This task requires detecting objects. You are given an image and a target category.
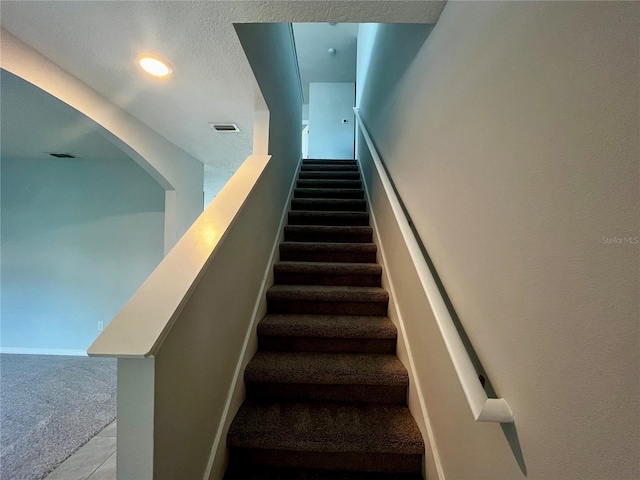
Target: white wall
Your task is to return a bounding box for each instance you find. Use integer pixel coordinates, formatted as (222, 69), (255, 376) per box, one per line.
(0, 29), (204, 248)
(357, 3), (639, 480)
(309, 82), (355, 159)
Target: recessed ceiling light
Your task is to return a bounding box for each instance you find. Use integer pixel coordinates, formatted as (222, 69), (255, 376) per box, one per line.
(137, 54), (172, 77)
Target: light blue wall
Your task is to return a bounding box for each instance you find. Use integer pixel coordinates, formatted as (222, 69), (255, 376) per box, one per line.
(1, 73), (166, 353)
(356, 23), (433, 137)
(1, 157), (165, 352)
(308, 83), (355, 159)
(356, 24), (380, 107)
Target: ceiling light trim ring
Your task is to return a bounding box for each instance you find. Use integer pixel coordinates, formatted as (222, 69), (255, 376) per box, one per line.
(137, 53), (173, 77)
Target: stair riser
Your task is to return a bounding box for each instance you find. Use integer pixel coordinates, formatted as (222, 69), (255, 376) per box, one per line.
(303, 159), (358, 165)
(284, 230), (373, 243)
(268, 300), (387, 316)
(258, 336), (396, 354)
(274, 272), (381, 287)
(228, 449), (422, 475)
(288, 213), (369, 226)
(279, 251), (377, 263)
(294, 188), (365, 199)
(297, 180), (363, 189)
(246, 383), (406, 404)
(291, 200), (367, 212)
(299, 172), (360, 180)
(301, 165), (359, 172)
(224, 466), (424, 480)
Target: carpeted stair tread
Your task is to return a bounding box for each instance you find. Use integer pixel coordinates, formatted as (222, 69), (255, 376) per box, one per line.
(267, 284), (387, 303)
(299, 171), (360, 180)
(303, 159), (358, 165)
(275, 262), (381, 276)
(294, 188), (364, 199)
(301, 165), (359, 172)
(225, 466), (423, 480)
(274, 262), (381, 287)
(284, 226), (372, 243)
(291, 198), (367, 212)
(227, 401), (424, 454)
(245, 351), (407, 386)
(257, 315), (396, 354)
(280, 242), (376, 253)
(226, 159), (424, 478)
(297, 179), (363, 189)
(258, 315), (396, 340)
(279, 242), (377, 266)
(288, 211), (369, 226)
(280, 246), (376, 263)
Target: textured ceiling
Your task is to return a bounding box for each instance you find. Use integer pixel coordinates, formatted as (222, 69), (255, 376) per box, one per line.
(293, 23), (359, 103)
(0, 1), (445, 176)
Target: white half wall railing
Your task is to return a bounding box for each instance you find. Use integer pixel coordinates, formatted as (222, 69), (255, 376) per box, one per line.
(353, 108), (514, 424)
(88, 154), (272, 359)
(87, 153), (305, 479)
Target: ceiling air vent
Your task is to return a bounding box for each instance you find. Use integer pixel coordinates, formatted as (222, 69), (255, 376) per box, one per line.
(48, 153), (77, 159)
(209, 123), (240, 132)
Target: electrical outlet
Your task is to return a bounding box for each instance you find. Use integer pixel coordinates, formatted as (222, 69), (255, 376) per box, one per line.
(98, 322), (104, 331)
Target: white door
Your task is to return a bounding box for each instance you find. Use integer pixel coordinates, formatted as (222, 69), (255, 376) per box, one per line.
(308, 83), (355, 159)
(302, 124), (309, 159)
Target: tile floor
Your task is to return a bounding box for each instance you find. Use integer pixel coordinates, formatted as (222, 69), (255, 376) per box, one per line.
(44, 420), (117, 480)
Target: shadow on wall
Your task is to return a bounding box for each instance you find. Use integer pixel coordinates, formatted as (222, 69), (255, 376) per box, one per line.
(0, 70), (166, 354)
(358, 23), (434, 125)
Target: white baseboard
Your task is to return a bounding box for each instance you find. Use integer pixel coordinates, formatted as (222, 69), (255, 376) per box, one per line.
(0, 347), (88, 356)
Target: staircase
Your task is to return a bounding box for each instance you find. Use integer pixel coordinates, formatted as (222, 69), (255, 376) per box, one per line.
(225, 159), (424, 480)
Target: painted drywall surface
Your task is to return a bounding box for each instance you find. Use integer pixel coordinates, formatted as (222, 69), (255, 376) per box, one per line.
(355, 24), (380, 107)
(203, 166), (236, 207)
(234, 23), (303, 168)
(358, 142), (509, 480)
(1, 157), (164, 352)
(117, 358), (154, 480)
(308, 82), (355, 159)
(0, 30), (203, 246)
(355, 24), (380, 158)
(293, 23), (358, 103)
(149, 23), (302, 479)
(357, 3), (639, 479)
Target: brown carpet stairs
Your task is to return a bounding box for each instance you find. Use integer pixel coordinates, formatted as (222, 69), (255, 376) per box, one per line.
(225, 159), (424, 479)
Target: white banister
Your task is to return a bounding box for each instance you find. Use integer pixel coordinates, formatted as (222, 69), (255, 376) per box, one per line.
(353, 108), (513, 423)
